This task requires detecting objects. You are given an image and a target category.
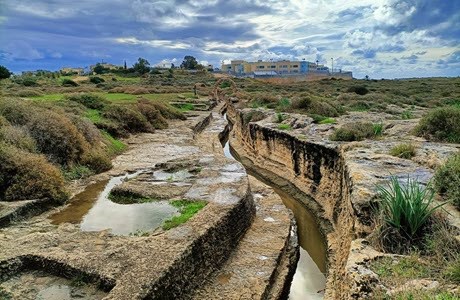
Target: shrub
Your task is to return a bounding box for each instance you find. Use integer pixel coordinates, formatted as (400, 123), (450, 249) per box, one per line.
(65, 93), (108, 110)
(62, 78), (78, 87)
(347, 85), (369, 95)
(27, 109), (90, 165)
(102, 104), (154, 134)
(377, 177), (445, 246)
(136, 100), (168, 129)
(0, 143), (67, 202)
(414, 107), (460, 143)
(330, 122), (375, 141)
(147, 101), (186, 120)
(13, 76), (39, 86)
(17, 90), (43, 97)
(89, 76), (105, 84)
(390, 143), (417, 159)
(67, 114), (103, 145)
(63, 165), (93, 180)
(0, 98), (37, 125)
(82, 150), (112, 173)
(291, 96), (312, 109)
(0, 124), (36, 152)
(434, 152), (460, 209)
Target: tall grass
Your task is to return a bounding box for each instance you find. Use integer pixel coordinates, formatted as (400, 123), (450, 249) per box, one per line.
(377, 177), (445, 239)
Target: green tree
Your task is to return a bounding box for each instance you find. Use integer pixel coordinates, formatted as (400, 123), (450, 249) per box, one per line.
(133, 57), (150, 74)
(180, 56), (199, 70)
(0, 65), (11, 79)
(93, 63), (105, 75)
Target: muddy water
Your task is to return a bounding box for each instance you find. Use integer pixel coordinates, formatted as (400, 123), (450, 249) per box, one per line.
(49, 172), (177, 235)
(221, 114), (326, 299)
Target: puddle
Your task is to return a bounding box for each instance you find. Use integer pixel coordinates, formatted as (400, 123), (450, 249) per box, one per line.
(0, 271), (106, 300)
(50, 171), (178, 235)
(220, 113), (326, 299)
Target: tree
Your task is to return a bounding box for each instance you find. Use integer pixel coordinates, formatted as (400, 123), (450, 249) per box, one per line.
(180, 56), (199, 70)
(133, 57), (150, 74)
(93, 63), (105, 75)
(0, 65), (11, 79)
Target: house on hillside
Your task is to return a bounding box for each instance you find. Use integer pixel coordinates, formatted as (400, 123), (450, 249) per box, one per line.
(60, 67), (84, 75)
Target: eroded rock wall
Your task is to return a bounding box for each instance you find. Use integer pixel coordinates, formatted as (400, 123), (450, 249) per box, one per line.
(225, 103), (360, 299)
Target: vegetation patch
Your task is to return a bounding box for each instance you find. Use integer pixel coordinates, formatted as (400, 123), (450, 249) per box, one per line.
(374, 176), (446, 253)
(389, 143), (417, 159)
(108, 189), (154, 204)
(66, 93), (108, 110)
(330, 122), (377, 141)
(277, 124), (292, 130)
(347, 85), (369, 95)
(434, 152), (460, 209)
(414, 107), (460, 143)
(162, 199), (207, 230)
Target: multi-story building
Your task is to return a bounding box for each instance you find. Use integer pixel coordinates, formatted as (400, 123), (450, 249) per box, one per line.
(221, 60), (322, 76)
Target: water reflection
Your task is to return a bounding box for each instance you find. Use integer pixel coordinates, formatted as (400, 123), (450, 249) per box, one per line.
(50, 172), (177, 235)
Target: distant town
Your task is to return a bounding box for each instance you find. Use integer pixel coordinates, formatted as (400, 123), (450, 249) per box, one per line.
(19, 57), (353, 81)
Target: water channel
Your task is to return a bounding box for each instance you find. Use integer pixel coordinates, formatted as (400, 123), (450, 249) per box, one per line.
(49, 171), (178, 236)
(222, 113), (327, 300)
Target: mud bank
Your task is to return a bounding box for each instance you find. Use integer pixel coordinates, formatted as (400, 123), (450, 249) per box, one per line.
(223, 96), (460, 299)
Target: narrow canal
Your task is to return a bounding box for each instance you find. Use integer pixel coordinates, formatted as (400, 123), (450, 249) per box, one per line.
(221, 113), (327, 300)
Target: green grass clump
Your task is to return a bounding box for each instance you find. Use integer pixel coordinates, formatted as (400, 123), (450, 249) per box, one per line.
(277, 124), (292, 130)
(63, 165), (94, 180)
(414, 107), (460, 143)
(162, 200), (207, 230)
(330, 122), (375, 141)
(390, 143), (417, 159)
(373, 122), (384, 136)
(376, 177), (446, 251)
(101, 131), (126, 155)
(175, 103), (195, 112)
(275, 112), (285, 123)
(66, 93), (108, 110)
(277, 98), (291, 110)
(318, 117), (336, 124)
(434, 152), (460, 209)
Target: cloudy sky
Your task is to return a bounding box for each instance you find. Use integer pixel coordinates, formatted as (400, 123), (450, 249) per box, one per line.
(0, 0), (459, 78)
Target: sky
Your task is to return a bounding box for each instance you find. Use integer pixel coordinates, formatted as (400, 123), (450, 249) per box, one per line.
(0, 0), (459, 78)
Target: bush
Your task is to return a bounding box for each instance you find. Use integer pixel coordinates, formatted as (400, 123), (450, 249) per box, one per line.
(102, 104), (154, 134)
(147, 101), (186, 120)
(66, 93), (108, 110)
(390, 143), (417, 159)
(17, 90), (43, 97)
(0, 124), (36, 152)
(13, 76), (39, 86)
(27, 109), (90, 165)
(291, 96), (312, 109)
(0, 143), (67, 202)
(414, 107), (460, 143)
(82, 151), (112, 173)
(330, 122), (375, 141)
(89, 76), (105, 84)
(377, 177), (445, 251)
(434, 152), (460, 209)
(136, 100), (168, 129)
(62, 78), (78, 87)
(347, 85), (369, 95)
(0, 98), (36, 125)
(67, 114), (103, 145)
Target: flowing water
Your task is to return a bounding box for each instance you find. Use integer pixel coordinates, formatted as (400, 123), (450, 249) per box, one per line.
(49, 171), (178, 236)
(221, 113), (326, 299)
